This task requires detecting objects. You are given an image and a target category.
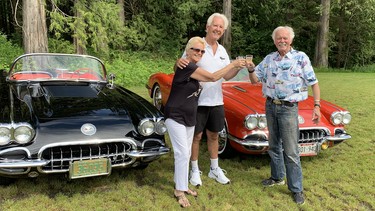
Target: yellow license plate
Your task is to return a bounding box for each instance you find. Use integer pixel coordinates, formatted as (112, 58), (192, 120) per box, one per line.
(69, 158), (111, 179)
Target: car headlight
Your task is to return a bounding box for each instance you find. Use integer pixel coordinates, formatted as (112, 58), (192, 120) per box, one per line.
(0, 127), (12, 145)
(155, 119), (167, 135)
(14, 125), (34, 144)
(245, 114), (267, 130)
(245, 115), (258, 130)
(258, 115), (267, 129)
(138, 119), (155, 136)
(331, 112), (343, 125)
(342, 112), (351, 125)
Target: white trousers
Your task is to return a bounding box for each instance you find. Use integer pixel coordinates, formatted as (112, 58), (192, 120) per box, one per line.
(165, 118), (194, 191)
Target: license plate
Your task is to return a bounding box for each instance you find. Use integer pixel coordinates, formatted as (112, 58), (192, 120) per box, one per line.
(69, 158), (111, 179)
(298, 143), (318, 156)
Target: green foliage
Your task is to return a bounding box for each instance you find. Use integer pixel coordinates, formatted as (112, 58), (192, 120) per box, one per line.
(105, 51), (175, 87)
(48, 38), (75, 54)
(231, 0), (320, 59)
(330, 0), (375, 68)
(0, 34), (23, 70)
(3, 0), (375, 68)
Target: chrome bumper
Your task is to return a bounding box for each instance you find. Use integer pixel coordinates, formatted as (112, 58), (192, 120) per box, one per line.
(326, 133), (352, 141)
(228, 134), (269, 147)
(127, 146), (170, 158)
(228, 133), (351, 148)
(0, 139), (170, 176)
(0, 147), (170, 169)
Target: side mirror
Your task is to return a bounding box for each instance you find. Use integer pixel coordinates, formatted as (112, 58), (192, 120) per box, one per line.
(107, 73), (116, 89)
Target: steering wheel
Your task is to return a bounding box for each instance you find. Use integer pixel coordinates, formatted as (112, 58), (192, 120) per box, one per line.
(71, 67), (103, 80)
(73, 67), (94, 75)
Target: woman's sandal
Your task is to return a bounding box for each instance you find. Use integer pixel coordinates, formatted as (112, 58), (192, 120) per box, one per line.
(174, 192), (190, 208)
(184, 189), (198, 197)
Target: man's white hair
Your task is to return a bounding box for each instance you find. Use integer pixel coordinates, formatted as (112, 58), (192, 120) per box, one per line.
(206, 13), (229, 30)
(272, 26), (295, 41)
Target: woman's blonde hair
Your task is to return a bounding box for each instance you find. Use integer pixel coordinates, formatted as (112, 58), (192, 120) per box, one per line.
(185, 36), (206, 52)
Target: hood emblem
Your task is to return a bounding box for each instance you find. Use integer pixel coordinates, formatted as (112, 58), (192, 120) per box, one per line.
(81, 123), (97, 136)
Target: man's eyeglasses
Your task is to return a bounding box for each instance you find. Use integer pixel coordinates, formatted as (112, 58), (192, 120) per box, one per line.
(190, 47), (206, 54)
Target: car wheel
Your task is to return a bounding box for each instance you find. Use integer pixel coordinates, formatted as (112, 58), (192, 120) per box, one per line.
(152, 84), (164, 111)
(218, 122), (236, 158)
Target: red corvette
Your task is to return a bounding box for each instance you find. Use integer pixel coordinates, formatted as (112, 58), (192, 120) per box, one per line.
(146, 69), (351, 158)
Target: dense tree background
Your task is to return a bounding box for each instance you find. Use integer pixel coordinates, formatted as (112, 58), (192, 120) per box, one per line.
(1, 0), (375, 68)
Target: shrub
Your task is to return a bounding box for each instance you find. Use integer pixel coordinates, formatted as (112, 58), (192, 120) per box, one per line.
(0, 33), (23, 70)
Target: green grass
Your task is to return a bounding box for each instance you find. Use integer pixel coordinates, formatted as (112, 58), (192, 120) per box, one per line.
(0, 72), (374, 210)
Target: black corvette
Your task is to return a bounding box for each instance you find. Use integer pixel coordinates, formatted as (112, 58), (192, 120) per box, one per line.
(0, 53), (169, 184)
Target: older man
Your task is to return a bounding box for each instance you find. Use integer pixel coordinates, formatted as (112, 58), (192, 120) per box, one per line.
(248, 26), (321, 205)
(177, 13), (242, 186)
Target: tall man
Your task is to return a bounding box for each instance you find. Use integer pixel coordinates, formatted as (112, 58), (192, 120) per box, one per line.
(247, 26), (321, 205)
(177, 13), (242, 186)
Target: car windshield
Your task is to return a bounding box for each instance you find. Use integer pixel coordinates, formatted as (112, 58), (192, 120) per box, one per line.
(226, 68), (250, 82)
(8, 53), (106, 81)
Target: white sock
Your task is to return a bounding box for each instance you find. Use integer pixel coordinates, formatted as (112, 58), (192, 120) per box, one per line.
(191, 160), (199, 171)
(210, 158), (219, 170)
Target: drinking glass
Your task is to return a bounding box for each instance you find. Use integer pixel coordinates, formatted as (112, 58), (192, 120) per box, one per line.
(245, 55), (253, 63)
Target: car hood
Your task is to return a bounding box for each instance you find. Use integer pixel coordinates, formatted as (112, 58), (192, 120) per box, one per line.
(223, 82), (266, 112)
(9, 83), (162, 152)
(222, 81), (344, 126)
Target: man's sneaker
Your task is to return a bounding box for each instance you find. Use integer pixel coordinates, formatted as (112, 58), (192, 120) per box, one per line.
(261, 177), (285, 187)
(189, 170), (202, 186)
(293, 192), (305, 205)
(208, 167), (230, 184)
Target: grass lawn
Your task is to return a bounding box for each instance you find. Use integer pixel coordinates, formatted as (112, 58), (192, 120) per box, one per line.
(0, 72), (373, 211)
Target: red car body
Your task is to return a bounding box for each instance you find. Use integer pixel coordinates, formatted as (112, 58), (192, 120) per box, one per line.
(146, 69), (351, 158)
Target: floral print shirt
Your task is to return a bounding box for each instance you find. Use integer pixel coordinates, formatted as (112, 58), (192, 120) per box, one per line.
(254, 48), (318, 102)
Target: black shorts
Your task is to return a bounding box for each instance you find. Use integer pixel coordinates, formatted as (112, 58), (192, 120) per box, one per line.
(194, 105), (225, 134)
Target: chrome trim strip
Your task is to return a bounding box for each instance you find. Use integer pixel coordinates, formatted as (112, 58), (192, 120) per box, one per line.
(227, 134), (269, 147)
(0, 160), (48, 168)
(0, 147), (31, 157)
(127, 146), (170, 158)
(326, 134), (351, 141)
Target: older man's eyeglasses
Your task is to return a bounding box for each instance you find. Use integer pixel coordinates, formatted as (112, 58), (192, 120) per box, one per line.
(190, 47), (206, 54)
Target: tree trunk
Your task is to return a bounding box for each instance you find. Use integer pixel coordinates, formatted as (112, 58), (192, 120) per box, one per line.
(222, 0), (232, 57)
(74, 0), (86, 55)
(22, 0), (48, 53)
(314, 0), (330, 67)
(118, 0), (125, 26)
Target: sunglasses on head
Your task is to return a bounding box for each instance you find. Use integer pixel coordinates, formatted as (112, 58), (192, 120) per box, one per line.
(190, 47), (206, 54)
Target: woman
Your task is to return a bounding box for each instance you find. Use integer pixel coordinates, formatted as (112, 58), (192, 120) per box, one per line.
(165, 36), (245, 208)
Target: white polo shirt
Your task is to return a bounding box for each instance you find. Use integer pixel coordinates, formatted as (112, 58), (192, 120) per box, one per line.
(182, 38), (230, 106)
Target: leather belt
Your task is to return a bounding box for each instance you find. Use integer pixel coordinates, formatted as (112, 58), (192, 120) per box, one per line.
(267, 97), (296, 107)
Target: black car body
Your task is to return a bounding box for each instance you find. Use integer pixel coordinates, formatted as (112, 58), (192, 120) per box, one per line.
(0, 53), (169, 184)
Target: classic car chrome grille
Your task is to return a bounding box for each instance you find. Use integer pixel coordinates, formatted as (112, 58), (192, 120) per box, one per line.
(299, 129), (327, 143)
(39, 141), (135, 173)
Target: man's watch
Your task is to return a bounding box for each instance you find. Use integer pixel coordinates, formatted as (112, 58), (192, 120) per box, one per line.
(314, 104), (321, 108)
(248, 68), (255, 73)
